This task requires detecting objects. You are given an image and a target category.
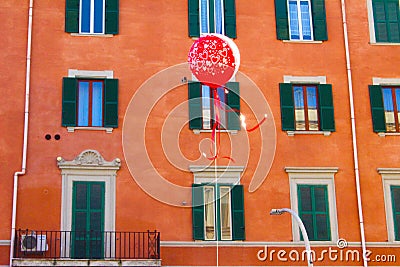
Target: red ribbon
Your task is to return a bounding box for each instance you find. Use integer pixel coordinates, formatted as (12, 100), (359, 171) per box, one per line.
(205, 87), (267, 163)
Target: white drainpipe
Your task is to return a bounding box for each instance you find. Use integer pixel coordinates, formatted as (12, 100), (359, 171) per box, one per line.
(10, 0), (34, 266)
(340, 1), (367, 266)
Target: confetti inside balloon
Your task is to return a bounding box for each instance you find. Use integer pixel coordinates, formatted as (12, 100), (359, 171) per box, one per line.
(188, 33), (240, 88)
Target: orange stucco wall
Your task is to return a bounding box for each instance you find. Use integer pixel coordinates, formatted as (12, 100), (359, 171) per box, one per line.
(1, 0), (400, 266)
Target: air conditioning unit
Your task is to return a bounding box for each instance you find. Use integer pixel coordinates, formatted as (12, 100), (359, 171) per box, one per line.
(21, 234), (48, 252)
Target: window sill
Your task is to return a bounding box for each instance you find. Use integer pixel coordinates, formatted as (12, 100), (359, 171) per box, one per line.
(67, 127), (113, 133)
(370, 42), (400, 46)
(378, 132), (400, 137)
(193, 129), (238, 135)
(282, 40), (323, 44)
(70, 33), (114, 38)
(286, 131), (331, 136)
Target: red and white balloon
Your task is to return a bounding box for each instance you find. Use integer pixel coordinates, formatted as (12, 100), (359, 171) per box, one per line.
(188, 33), (240, 88)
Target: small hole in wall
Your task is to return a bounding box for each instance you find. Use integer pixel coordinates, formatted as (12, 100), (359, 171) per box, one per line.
(54, 134), (61, 140)
(45, 134), (51, 140)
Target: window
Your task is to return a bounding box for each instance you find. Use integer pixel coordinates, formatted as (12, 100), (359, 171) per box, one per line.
(58, 149), (120, 257)
(275, 0), (327, 41)
(71, 181), (105, 259)
(390, 185), (400, 240)
(370, 0), (400, 43)
(65, 0), (119, 34)
(279, 83), (335, 132)
(188, 81), (240, 131)
(369, 85), (400, 132)
(77, 80), (104, 127)
(286, 167), (339, 242)
(192, 184), (244, 241)
(379, 168), (400, 242)
(188, 0), (237, 38)
(62, 77), (118, 128)
(298, 185), (330, 241)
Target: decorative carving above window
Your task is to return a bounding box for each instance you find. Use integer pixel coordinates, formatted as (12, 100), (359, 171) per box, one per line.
(57, 149), (121, 170)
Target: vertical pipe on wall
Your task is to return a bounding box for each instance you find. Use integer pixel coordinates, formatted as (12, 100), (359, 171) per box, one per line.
(9, 0), (34, 265)
(340, 1), (368, 266)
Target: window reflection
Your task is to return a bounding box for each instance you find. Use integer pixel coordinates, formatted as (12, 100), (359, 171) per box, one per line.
(204, 186), (215, 240)
(293, 85), (319, 131)
(220, 187), (232, 240)
(294, 86), (306, 130)
(383, 88), (396, 132)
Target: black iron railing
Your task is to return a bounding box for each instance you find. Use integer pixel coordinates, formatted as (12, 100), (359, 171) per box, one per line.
(14, 229), (160, 259)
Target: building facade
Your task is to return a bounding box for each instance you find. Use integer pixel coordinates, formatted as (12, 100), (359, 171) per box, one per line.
(1, 0), (400, 266)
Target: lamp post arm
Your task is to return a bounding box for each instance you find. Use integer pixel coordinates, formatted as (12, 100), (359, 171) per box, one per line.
(280, 208), (313, 267)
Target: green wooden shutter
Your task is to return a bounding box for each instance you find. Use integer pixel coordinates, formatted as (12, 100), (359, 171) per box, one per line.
(72, 182), (105, 259)
(65, 0), (80, 33)
(188, 0), (200, 37)
(279, 83), (295, 131)
(311, 0), (328, 41)
(224, 0), (237, 38)
(369, 85), (386, 132)
(226, 82), (240, 130)
(104, 79), (119, 128)
(373, 0), (400, 42)
(105, 0), (119, 34)
(318, 84), (335, 131)
(373, 0), (389, 42)
(192, 184), (205, 240)
(391, 186), (400, 240)
(62, 77), (77, 126)
(275, 0), (289, 40)
(231, 185), (245, 240)
(385, 0), (400, 42)
(188, 81), (203, 129)
(298, 185), (330, 241)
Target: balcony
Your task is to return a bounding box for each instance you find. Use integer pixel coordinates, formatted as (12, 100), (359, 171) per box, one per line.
(12, 229), (161, 266)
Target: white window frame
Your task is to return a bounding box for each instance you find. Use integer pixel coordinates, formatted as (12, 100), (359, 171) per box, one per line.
(379, 168), (400, 242)
(67, 69), (114, 133)
(190, 165), (243, 241)
(79, 0), (105, 34)
(57, 150), (120, 257)
(287, 0), (314, 41)
(286, 167), (339, 243)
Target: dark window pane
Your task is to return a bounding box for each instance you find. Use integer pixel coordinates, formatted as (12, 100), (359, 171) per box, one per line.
(299, 187), (312, 211)
(90, 240), (103, 258)
(90, 212), (102, 232)
(74, 212), (87, 231)
(314, 187), (327, 212)
(392, 187), (400, 212)
(90, 184), (103, 209)
(316, 214), (329, 240)
(75, 184), (87, 209)
(73, 240), (86, 258)
(301, 213), (314, 240)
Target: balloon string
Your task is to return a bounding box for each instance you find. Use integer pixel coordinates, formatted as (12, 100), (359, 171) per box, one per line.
(206, 88), (235, 163)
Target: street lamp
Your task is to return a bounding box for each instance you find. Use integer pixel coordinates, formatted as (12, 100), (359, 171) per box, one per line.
(270, 208), (313, 267)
